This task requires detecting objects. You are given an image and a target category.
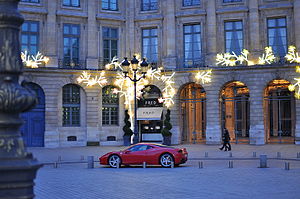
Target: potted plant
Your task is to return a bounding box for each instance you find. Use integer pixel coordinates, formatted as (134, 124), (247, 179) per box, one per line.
(123, 110), (133, 146)
(161, 109), (172, 145)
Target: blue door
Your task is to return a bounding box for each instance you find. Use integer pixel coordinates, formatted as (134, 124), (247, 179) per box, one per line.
(21, 83), (45, 147)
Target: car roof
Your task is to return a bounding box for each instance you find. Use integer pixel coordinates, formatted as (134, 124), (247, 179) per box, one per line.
(134, 143), (175, 148)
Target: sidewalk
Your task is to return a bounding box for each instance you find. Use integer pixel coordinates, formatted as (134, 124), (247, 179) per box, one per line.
(27, 143), (300, 163)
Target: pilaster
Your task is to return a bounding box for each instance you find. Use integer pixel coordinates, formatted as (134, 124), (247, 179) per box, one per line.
(86, 0), (99, 69)
(249, 91), (265, 145)
(205, 89), (221, 144)
(294, 0), (300, 50)
(45, 0), (58, 67)
(206, 0), (217, 66)
(162, 0), (177, 70)
(248, 0), (261, 58)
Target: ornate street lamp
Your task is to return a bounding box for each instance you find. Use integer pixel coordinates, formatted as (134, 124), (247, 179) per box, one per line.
(121, 56), (149, 144)
(0, 0), (41, 198)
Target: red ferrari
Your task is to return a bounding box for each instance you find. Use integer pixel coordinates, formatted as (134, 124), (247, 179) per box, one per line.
(99, 143), (188, 168)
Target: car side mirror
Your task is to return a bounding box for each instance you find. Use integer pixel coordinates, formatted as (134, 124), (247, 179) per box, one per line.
(124, 150), (131, 154)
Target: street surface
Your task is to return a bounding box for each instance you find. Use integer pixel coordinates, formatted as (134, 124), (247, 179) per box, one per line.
(28, 144), (300, 199)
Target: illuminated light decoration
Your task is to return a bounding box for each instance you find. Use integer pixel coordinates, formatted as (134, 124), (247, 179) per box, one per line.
(296, 66), (300, 73)
(77, 71), (107, 87)
(161, 72), (176, 108)
(216, 49), (250, 66)
(288, 78), (300, 99)
(285, 46), (300, 64)
(258, 47), (276, 65)
(77, 56), (177, 126)
(21, 51), (49, 68)
(195, 69), (212, 84)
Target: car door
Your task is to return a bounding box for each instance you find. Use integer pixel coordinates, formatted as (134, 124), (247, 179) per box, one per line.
(122, 145), (148, 164)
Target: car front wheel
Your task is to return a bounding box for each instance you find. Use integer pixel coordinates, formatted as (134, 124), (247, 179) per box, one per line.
(160, 153), (174, 168)
(108, 154), (121, 168)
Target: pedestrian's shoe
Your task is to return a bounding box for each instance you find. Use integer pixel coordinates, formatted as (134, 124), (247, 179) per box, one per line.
(219, 148), (222, 151)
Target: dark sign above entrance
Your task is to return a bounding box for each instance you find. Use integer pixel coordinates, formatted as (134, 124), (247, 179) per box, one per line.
(138, 98), (163, 107)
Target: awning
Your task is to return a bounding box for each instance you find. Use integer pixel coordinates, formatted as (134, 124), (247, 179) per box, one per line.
(137, 107), (163, 120)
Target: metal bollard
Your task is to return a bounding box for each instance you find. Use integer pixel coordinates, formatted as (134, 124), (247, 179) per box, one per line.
(229, 161), (233, 168)
(285, 162), (290, 170)
(171, 162), (174, 168)
(205, 152), (208, 157)
(229, 152), (232, 157)
(277, 152), (281, 158)
(143, 162), (146, 168)
(87, 156), (94, 169)
(198, 161), (203, 169)
(116, 160), (120, 169)
(58, 156), (62, 162)
(253, 152), (256, 158)
(259, 155), (268, 168)
(80, 155), (84, 161)
(53, 162), (58, 168)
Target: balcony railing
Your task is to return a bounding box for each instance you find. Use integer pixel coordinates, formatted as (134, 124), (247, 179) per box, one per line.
(177, 57), (206, 71)
(58, 58), (86, 69)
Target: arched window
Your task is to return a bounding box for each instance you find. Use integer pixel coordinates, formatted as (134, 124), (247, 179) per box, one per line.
(102, 85), (119, 125)
(62, 84), (80, 126)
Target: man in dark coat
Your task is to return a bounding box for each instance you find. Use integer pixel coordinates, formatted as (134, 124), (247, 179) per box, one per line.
(219, 128), (231, 151)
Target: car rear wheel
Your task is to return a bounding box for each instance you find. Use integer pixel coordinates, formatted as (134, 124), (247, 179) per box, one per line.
(108, 154), (121, 168)
(160, 153), (174, 168)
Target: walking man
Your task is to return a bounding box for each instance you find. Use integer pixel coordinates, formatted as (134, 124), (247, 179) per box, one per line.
(219, 128), (231, 151)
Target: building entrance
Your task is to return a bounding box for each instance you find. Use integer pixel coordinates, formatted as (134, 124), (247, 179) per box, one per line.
(220, 81), (250, 144)
(20, 82), (45, 147)
(138, 85), (163, 142)
(264, 80), (295, 143)
(180, 83), (206, 143)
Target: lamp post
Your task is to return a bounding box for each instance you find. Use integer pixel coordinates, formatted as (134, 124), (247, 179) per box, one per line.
(0, 0), (41, 198)
(121, 56), (149, 144)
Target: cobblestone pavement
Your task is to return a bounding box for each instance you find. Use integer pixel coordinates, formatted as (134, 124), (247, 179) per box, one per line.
(28, 144), (300, 199)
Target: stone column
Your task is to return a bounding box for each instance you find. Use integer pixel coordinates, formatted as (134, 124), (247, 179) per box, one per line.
(206, 0), (217, 66)
(249, 89), (265, 145)
(125, 0), (135, 57)
(86, 0), (99, 69)
(205, 89), (222, 144)
(0, 0), (41, 198)
(86, 87), (100, 145)
(162, 0), (176, 70)
(294, 0), (300, 50)
(248, 0), (261, 59)
(45, 0), (58, 67)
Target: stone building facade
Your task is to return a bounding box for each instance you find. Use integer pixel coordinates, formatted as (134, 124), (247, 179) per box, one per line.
(18, 0), (300, 147)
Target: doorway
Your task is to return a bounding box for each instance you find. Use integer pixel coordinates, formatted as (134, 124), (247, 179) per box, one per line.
(264, 79), (295, 143)
(20, 82), (45, 147)
(220, 81), (250, 143)
(180, 83), (206, 143)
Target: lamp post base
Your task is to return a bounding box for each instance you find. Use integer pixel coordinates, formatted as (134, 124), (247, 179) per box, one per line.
(0, 154), (42, 199)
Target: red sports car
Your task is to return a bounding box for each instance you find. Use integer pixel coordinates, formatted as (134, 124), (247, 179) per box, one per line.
(99, 143), (188, 168)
